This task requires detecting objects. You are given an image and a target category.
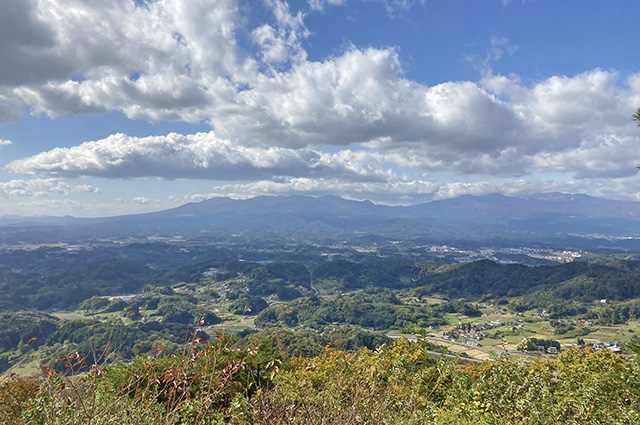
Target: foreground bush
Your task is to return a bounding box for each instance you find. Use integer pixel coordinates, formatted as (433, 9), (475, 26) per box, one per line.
(11, 325), (273, 425)
(248, 340), (640, 424)
(5, 337), (640, 424)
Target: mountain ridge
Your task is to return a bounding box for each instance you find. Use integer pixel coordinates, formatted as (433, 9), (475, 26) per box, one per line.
(4, 192), (640, 243)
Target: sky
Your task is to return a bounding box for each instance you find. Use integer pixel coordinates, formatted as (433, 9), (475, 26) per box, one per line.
(1, 0), (640, 217)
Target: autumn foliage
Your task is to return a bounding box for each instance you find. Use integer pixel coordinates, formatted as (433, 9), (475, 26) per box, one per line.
(2, 335), (640, 424)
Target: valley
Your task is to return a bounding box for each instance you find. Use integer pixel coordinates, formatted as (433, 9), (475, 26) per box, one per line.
(3, 194), (640, 423)
(2, 233), (640, 377)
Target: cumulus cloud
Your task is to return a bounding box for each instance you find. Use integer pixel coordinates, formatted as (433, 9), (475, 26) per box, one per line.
(6, 131), (389, 182)
(487, 70), (631, 135)
(252, 0), (310, 64)
(3, 0), (640, 206)
(5, 0), (251, 121)
(23, 44), (635, 182)
(9, 64), (640, 183)
(532, 135), (640, 179)
(432, 175), (640, 204)
(76, 184), (102, 193)
(194, 176), (439, 205)
(0, 178), (100, 197)
(183, 176), (594, 206)
(0, 139), (11, 147)
(4, 1), (638, 178)
(133, 196), (152, 204)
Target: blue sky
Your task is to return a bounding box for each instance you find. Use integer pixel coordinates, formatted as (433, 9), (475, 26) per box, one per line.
(1, 0), (640, 217)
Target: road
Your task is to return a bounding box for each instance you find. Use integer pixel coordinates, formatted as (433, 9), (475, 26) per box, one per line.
(309, 270), (319, 295)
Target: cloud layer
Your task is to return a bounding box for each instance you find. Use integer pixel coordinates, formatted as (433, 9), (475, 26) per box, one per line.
(0, 178), (99, 198)
(7, 131), (389, 182)
(2, 0), (640, 213)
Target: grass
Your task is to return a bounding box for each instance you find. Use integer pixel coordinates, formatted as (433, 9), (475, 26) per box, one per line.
(583, 328), (622, 343)
(421, 296), (447, 305)
(521, 320), (549, 333)
(6, 356), (40, 377)
(2, 349), (42, 378)
(428, 306), (640, 360)
(52, 311), (87, 321)
(477, 337), (503, 347)
(443, 314), (463, 325)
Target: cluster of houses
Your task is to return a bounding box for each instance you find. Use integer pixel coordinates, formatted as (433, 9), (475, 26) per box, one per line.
(520, 339), (624, 355)
(441, 334), (482, 348)
(530, 344), (558, 354)
(589, 340), (622, 354)
(442, 321), (508, 347)
(215, 283), (231, 300)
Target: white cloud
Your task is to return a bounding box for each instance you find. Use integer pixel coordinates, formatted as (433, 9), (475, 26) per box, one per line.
(9, 63), (640, 184)
(0, 139), (11, 147)
(532, 134), (640, 179)
(10, 199), (84, 215)
(3, 2), (636, 173)
(377, 0), (418, 15)
(252, 0), (310, 64)
(9, 56), (640, 184)
(489, 70), (629, 135)
(197, 176), (439, 205)
(76, 184), (101, 193)
(432, 180), (578, 201)
(193, 173), (640, 206)
(6, 131), (389, 182)
(133, 196), (152, 204)
(308, 0), (345, 11)
(207, 59), (640, 181)
(185, 176), (596, 206)
(0, 178), (99, 197)
(5, 0), (252, 121)
(3, 0), (640, 207)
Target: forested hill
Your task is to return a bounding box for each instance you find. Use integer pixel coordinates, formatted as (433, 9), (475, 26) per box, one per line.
(313, 259), (640, 302)
(4, 256), (640, 313)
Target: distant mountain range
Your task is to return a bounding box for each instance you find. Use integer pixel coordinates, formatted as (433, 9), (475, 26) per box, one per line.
(117, 192), (640, 235)
(4, 193), (640, 248)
